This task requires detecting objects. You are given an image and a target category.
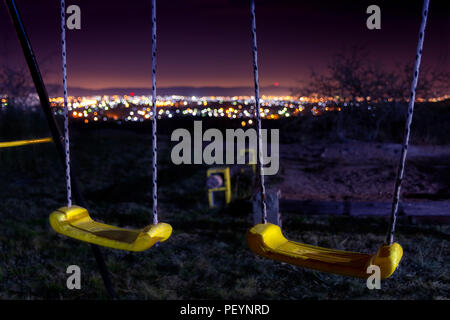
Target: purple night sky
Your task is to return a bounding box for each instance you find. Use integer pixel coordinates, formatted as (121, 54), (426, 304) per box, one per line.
(1, 0), (449, 92)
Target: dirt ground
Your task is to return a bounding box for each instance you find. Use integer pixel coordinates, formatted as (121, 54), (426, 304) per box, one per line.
(0, 130), (448, 299)
(272, 141), (450, 202)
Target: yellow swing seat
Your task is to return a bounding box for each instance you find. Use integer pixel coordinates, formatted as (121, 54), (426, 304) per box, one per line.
(0, 137), (52, 148)
(49, 206), (172, 252)
(247, 223), (403, 279)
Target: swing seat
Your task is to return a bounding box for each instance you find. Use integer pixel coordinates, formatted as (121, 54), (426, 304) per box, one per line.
(49, 206), (172, 252)
(0, 137), (52, 148)
(247, 223), (403, 279)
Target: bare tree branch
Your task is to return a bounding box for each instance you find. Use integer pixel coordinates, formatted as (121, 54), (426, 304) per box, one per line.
(293, 45), (450, 103)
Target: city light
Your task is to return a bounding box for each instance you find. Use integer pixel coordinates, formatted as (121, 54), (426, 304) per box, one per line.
(1, 93), (448, 123)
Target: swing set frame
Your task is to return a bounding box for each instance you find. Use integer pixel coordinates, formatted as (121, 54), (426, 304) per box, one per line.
(4, 0), (116, 299)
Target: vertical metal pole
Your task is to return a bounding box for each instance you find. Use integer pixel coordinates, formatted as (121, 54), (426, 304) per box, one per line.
(4, 0), (116, 299)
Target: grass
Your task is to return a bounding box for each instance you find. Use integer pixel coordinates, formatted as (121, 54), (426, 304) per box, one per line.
(0, 121), (449, 300)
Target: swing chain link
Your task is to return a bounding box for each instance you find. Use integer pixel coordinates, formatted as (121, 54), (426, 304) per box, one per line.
(151, 0), (158, 224)
(250, 0), (267, 224)
(387, 0), (430, 244)
(60, 0), (72, 207)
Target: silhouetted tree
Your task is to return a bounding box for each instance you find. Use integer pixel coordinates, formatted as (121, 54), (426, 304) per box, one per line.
(1, 35), (58, 108)
(293, 45), (449, 103)
(292, 45), (449, 141)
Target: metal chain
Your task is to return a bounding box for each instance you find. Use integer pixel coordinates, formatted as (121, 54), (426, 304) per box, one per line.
(60, 0), (72, 207)
(387, 0), (430, 244)
(151, 0), (158, 224)
(250, 0), (267, 224)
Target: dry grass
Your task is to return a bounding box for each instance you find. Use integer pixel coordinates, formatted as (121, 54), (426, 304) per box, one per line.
(0, 126), (448, 300)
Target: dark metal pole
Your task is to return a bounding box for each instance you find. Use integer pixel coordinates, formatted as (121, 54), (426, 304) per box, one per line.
(4, 0), (116, 299)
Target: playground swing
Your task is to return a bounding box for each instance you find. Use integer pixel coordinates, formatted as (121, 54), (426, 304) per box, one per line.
(49, 0), (172, 252)
(246, 0), (430, 279)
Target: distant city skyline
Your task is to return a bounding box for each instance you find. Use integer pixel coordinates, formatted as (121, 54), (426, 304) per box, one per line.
(1, 0), (449, 93)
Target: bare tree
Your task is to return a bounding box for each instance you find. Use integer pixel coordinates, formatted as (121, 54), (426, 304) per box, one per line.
(0, 33), (34, 108)
(0, 35), (59, 108)
(294, 45), (450, 103)
(391, 63), (450, 100)
(292, 45), (449, 141)
(0, 65), (33, 108)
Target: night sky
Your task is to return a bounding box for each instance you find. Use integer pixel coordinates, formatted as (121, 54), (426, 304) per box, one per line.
(1, 0), (449, 93)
